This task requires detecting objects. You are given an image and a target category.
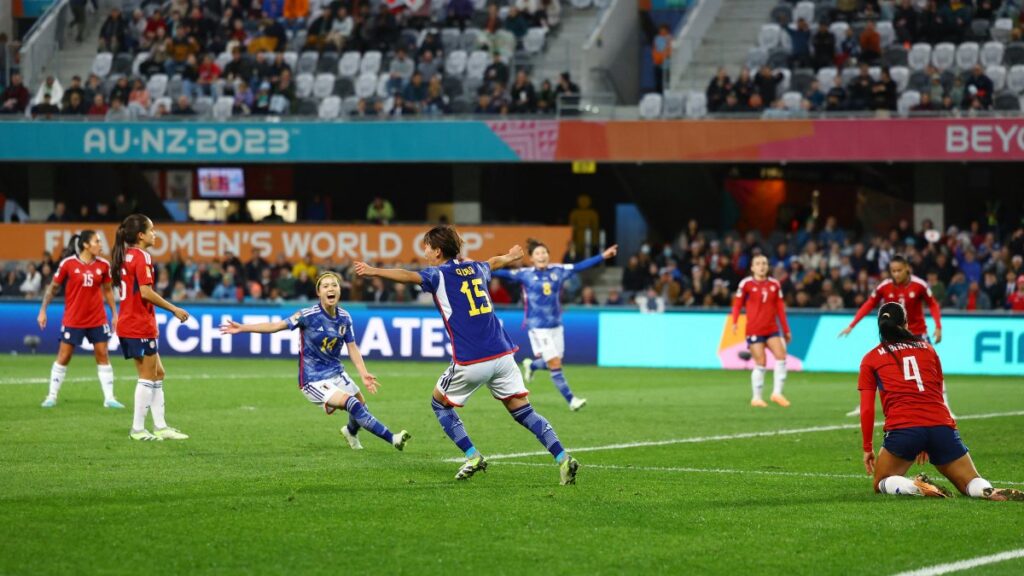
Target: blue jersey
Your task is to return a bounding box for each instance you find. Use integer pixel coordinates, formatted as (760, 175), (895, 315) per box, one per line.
(419, 259), (518, 365)
(492, 254), (604, 329)
(285, 305), (355, 386)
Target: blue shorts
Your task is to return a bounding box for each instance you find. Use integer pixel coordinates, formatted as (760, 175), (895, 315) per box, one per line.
(60, 324), (111, 346)
(883, 426), (969, 466)
(746, 332), (781, 346)
(120, 337), (159, 360)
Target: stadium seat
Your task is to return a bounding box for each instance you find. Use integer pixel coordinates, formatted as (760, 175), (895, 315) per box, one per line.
(460, 28), (482, 51)
(767, 49), (789, 69)
(570, 0), (592, 7)
(908, 70), (929, 92)
(92, 53), (113, 78)
(841, 67), (858, 84)
(166, 76), (183, 99)
(283, 51), (298, 70)
(288, 30), (308, 51)
(638, 93), (663, 119)
(594, 0), (611, 7)
(112, 53), (134, 76)
(355, 73), (377, 99)
(931, 43), (955, 71)
(981, 41), (1005, 67)
(318, 95), (341, 119)
(769, 4), (792, 25)
(360, 51), (383, 75)
(446, 50), (468, 76)
(269, 94), (290, 115)
(747, 47), (768, 69)
(147, 74), (168, 100)
(149, 97), (172, 116)
(883, 45), (908, 67)
(829, 22), (849, 48)
(341, 96), (360, 116)
(993, 18), (1014, 44)
(662, 91), (685, 118)
(1007, 65), (1024, 94)
(897, 90), (920, 115)
(987, 65), (1008, 91)
(398, 29), (420, 51)
(868, 66), (882, 81)
(524, 28), (546, 54)
(441, 28), (461, 53)
(131, 53), (148, 76)
(451, 96), (472, 114)
(774, 68), (792, 95)
(908, 43), (932, 71)
(212, 97), (234, 120)
(791, 69), (815, 94)
(298, 52), (319, 75)
(338, 51), (361, 78)
(296, 98), (318, 116)
(493, 30), (516, 58)
(816, 67), (837, 91)
(970, 19), (991, 42)
(376, 72), (391, 98)
(781, 91), (802, 111)
(994, 91), (1021, 110)
(877, 21), (895, 48)
(381, 96), (395, 114)
(956, 42), (980, 70)
(317, 52), (339, 74)
(685, 91), (707, 118)
(793, 1), (814, 24)
(466, 50), (489, 79)
(759, 24), (782, 50)
(1004, 42), (1024, 66)
(296, 73), (314, 98)
(313, 73), (336, 99)
(442, 76), (463, 98)
(463, 76), (483, 97)
(215, 52), (232, 72)
(334, 76), (355, 97)
(193, 96), (213, 116)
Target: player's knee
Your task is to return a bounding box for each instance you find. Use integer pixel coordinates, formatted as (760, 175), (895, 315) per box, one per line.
(547, 358), (562, 370)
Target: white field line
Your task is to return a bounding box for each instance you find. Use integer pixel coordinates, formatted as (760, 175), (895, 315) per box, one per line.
(490, 461), (1024, 487)
(442, 410), (1024, 462)
(890, 548), (1024, 576)
(0, 372), (412, 385)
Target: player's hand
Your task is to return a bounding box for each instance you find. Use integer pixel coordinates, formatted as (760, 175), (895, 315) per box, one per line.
(785, 332), (792, 344)
(602, 244), (619, 259)
(361, 372), (379, 394)
(173, 307), (189, 323)
(220, 320), (243, 335)
(915, 452), (930, 466)
(863, 450), (876, 475)
(508, 245), (525, 260)
(110, 314), (118, 334)
(731, 323), (738, 335)
(353, 261), (373, 277)
(933, 328), (942, 344)
(37, 311), (46, 330)
(838, 327), (852, 338)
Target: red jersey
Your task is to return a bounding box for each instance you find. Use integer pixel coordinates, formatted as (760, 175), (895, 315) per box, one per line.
(857, 340), (955, 452)
(731, 276), (790, 337)
(116, 247), (157, 339)
(53, 256), (112, 328)
(848, 275), (941, 336)
(1009, 290), (1024, 311)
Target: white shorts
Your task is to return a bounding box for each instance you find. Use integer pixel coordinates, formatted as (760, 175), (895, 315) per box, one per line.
(435, 354), (529, 407)
(528, 327), (565, 362)
(301, 373), (361, 409)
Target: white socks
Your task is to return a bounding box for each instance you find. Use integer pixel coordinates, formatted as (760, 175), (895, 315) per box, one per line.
(98, 364), (115, 402)
(751, 366), (766, 400)
(772, 362), (787, 396)
(967, 477), (993, 498)
(878, 476), (920, 495)
(47, 362), (67, 399)
(133, 379), (155, 431)
(151, 380), (167, 430)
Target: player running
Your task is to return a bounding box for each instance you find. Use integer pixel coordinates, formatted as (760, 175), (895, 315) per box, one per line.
(111, 214), (191, 441)
(731, 255), (792, 408)
(220, 272), (410, 452)
(490, 239), (618, 411)
(37, 230), (123, 409)
(859, 302), (1022, 501)
(354, 225), (580, 485)
(839, 255), (946, 416)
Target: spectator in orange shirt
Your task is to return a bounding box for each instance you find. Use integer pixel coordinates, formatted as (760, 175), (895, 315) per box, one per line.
(860, 20), (881, 64)
(652, 24), (672, 93)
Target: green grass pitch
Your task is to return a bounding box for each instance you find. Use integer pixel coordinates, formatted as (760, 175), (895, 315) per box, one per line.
(1, 355), (1022, 575)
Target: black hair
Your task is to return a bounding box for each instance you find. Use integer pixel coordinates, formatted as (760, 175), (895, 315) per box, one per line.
(112, 214), (151, 284)
(526, 238), (547, 256)
(423, 225), (463, 260)
(889, 255), (908, 267)
(60, 230), (97, 260)
(877, 301), (922, 365)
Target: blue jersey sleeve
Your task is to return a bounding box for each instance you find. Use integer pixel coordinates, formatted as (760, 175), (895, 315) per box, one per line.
(562, 254), (605, 276)
(285, 310), (306, 330)
(341, 315), (355, 344)
(475, 261), (492, 283)
(419, 267), (441, 294)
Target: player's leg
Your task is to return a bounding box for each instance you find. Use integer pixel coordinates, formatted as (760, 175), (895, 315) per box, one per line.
(92, 339), (122, 408)
(522, 330), (548, 383)
(340, 378), (366, 449)
(433, 364), (485, 478)
(129, 349), (160, 440)
(875, 428), (948, 497)
(547, 327), (585, 410)
(936, 455), (1024, 501)
(748, 342), (768, 407)
(328, 389), (409, 449)
(766, 336), (790, 407)
(873, 448), (929, 495)
(150, 353), (188, 440)
(42, 342), (75, 407)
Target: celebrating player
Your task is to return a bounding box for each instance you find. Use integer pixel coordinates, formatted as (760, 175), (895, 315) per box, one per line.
(111, 214), (191, 441)
(491, 240), (618, 411)
(219, 272), (410, 452)
(858, 302), (1022, 501)
(37, 230), (123, 409)
(731, 255), (792, 408)
(839, 255), (945, 416)
(354, 225), (580, 485)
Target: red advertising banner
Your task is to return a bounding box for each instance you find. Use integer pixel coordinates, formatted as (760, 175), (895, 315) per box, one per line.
(0, 224), (572, 264)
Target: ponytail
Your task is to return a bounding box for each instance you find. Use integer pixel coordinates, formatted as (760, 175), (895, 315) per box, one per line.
(111, 214), (151, 284)
(877, 301), (922, 367)
(111, 224), (127, 285)
(60, 230), (98, 261)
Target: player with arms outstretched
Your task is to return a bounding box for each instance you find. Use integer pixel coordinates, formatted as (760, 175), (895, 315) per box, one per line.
(731, 255), (792, 408)
(354, 225), (579, 485)
(220, 272), (410, 451)
(859, 302), (1021, 501)
(112, 215), (190, 441)
(38, 230), (123, 409)
(491, 239), (618, 411)
(840, 255), (945, 416)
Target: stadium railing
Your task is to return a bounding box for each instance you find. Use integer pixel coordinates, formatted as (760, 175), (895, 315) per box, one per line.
(17, 0), (72, 90)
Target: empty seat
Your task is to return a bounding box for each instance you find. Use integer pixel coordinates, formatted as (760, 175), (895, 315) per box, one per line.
(662, 91), (685, 118)
(931, 42), (956, 71)
(877, 21), (895, 48)
(166, 76), (184, 98)
(908, 43), (932, 71)
(341, 96), (360, 116)
(313, 73), (336, 99)
(816, 67), (837, 90)
(92, 53), (113, 77)
(1004, 42), (1024, 66)
(112, 53), (134, 76)
(767, 49), (789, 69)
(317, 52), (339, 74)
(685, 91), (707, 118)
(524, 28), (546, 54)
(376, 72), (391, 98)
(296, 98), (318, 116)
(459, 28), (482, 51)
(147, 74), (168, 99)
(334, 76), (355, 97)
(466, 50), (489, 79)
(791, 69), (815, 94)
(781, 91), (803, 111)
(212, 96), (234, 120)
(994, 91), (1020, 110)
(298, 51), (319, 74)
(970, 19), (991, 42)
(769, 4), (792, 25)
(883, 45), (908, 67)
(981, 41), (1005, 67)
(441, 28), (461, 53)
(890, 66), (910, 92)
(638, 93), (663, 119)
(442, 75), (463, 98)
(759, 24), (782, 50)
(1007, 65), (1024, 94)
(987, 65), (1008, 91)
(193, 96), (213, 116)
(446, 50), (468, 76)
(283, 51), (299, 70)
(956, 42), (980, 70)
(897, 90), (921, 115)
(338, 51), (361, 77)
(908, 70), (930, 92)
(296, 73), (314, 98)
(355, 72), (377, 99)
(829, 22), (849, 48)
(570, 0), (592, 7)
(318, 95), (341, 119)
(993, 18), (1014, 44)
(747, 47), (768, 69)
(793, 1), (814, 24)
(360, 51), (382, 75)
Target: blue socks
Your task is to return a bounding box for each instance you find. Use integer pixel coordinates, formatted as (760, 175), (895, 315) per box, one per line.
(530, 358), (548, 371)
(345, 396), (393, 444)
(346, 414), (360, 436)
(550, 369), (575, 403)
(432, 398), (477, 458)
(510, 403), (565, 462)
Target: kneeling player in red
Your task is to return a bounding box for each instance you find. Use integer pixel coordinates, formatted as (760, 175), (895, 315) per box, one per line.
(858, 302), (1021, 501)
(731, 255), (792, 407)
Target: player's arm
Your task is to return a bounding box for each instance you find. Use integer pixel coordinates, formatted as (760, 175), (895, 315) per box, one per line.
(353, 262), (422, 284)
(346, 341), (379, 394)
(776, 296), (792, 343)
(220, 318), (289, 334)
(567, 245), (619, 274)
(925, 293), (942, 344)
(138, 284), (189, 322)
(857, 363), (878, 475)
(486, 244), (525, 271)
(102, 281), (118, 333)
(489, 268), (518, 281)
(37, 280), (61, 329)
(730, 288), (744, 335)
(839, 293), (878, 337)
